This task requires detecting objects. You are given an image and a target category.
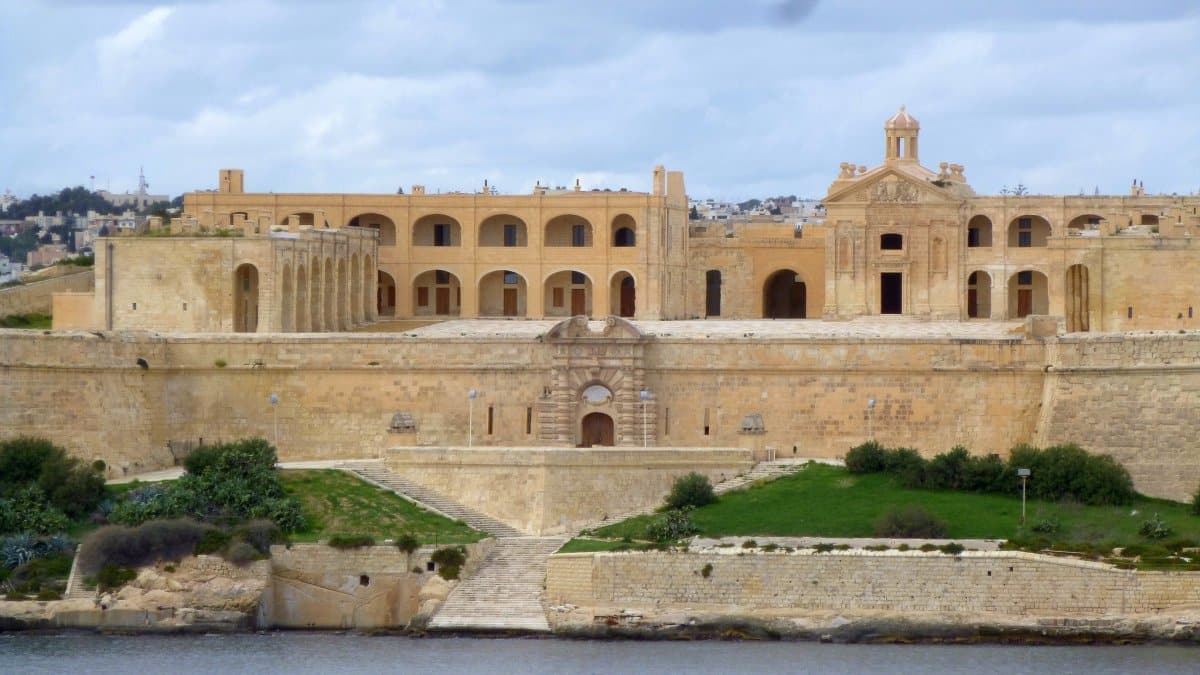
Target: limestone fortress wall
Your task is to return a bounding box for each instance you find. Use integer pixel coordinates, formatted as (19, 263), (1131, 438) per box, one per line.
(3, 325), (1198, 500)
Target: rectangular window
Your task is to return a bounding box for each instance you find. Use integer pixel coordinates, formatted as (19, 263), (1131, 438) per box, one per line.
(1190, 307), (1194, 319)
(417, 287), (429, 307)
(487, 406), (494, 435)
(571, 271), (586, 285)
(552, 288), (564, 307)
(703, 408), (710, 436)
(182, 302), (187, 311)
(1128, 306), (1133, 319)
(503, 224), (517, 247)
(1019, 218), (1031, 229)
(131, 302), (137, 310)
(1018, 231), (1032, 247)
(526, 407), (532, 434)
(571, 224), (586, 247)
(434, 224), (450, 246)
(1018, 271), (1033, 285)
(435, 270), (449, 284)
(503, 271), (518, 285)
(664, 408), (670, 436)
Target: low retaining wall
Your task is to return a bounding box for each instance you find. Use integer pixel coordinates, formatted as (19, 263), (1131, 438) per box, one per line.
(385, 447), (754, 535)
(547, 550), (1200, 616)
(0, 268), (93, 317)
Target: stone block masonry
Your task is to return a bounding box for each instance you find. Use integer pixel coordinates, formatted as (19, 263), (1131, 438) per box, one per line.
(547, 550), (1200, 616)
(0, 268), (93, 317)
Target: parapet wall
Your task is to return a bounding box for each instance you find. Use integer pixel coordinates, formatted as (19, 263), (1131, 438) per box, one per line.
(385, 447), (754, 535)
(0, 268), (93, 317)
(547, 550), (1200, 616)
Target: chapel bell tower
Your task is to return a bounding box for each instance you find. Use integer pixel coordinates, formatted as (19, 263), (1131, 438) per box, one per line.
(884, 105), (920, 164)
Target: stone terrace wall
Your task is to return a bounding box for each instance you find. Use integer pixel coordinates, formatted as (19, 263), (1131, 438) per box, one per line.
(386, 447), (753, 535)
(547, 551), (1200, 616)
(1039, 333), (1200, 501)
(0, 268), (93, 317)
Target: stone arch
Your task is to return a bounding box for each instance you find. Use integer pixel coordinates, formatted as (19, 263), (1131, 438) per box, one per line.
(609, 271), (636, 318)
(350, 254), (362, 325)
(611, 213), (636, 247)
(579, 412), (615, 447)
(543, 269), (592, 317)
(412, 214), (461, 247)
(1008, 269), (1048, 318)
(412, 269), (461, 316)
(347, 213), (396, 246)
(478, 269), (527, 317)
(1065, 264), (1090, 332)
(336, 258), (348, 330)
(279, 263), (294, 332)
(377, 270), (396, 317)
(763, 269), (806, 318)
(478, 214), (528, 247)
(295, 264), (309, 331)
(1067, 214), (1103, 233)
(705, 270), (722, 317)
(233, 263), (259, 333)
(967, 215), (993, 247)
(544, 214), (593, 247)
(966, 270), (991, 319)
(1008, 214), (1052, 247)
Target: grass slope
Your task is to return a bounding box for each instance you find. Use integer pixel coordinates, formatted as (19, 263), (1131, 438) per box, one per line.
(587, 463), (1200, 546)
(281, 469), (484, 544)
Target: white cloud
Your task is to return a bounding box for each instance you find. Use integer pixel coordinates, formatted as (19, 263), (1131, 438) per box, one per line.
(96, 6), (174, 87)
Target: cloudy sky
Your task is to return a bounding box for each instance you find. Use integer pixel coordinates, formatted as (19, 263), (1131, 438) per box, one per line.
(2, 0), (1198, 201)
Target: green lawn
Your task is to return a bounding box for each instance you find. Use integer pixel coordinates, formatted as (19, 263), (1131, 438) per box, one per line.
(281, 469), (484, 544)
(583, 463), (1200, 552)
(0, 313), (52, 329)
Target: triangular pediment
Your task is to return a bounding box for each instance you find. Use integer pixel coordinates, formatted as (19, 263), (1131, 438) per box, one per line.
(824, 167), (958, 205)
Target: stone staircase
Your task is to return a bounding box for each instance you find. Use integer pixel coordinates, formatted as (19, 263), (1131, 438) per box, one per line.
(427, 536), (566, 632)
(337, 460), (524, 538)
(63, 553), (94, 600)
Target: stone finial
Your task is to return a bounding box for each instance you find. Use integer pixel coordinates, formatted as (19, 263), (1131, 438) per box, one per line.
(857, 165), (868, 176)
(574, 178), (581, 192)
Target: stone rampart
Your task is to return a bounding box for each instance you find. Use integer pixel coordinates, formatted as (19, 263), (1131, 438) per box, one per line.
(547, 550), (1200, 616)
(385, 447), (754, 534)
(0, 268), (93, 317)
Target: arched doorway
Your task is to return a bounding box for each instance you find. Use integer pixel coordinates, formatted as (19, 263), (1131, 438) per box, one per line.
(967, 215), (993, 247)
(413, 269), (461, 316)
(1008, 270), (1048, 318)
(479, 270), (527, 317)
(544, 270), (592, 317)
(966, 271), (991, 319)
(705, 270), (722, 317)
(763, 270), (806, 318)
(1008, 215), (1052, 248)
(610, 272), (635, 317)
(348, 213), (396, 246)
(579, 412), (614, 447)
(377, 271), (396, 317)
(612, 214), (636, 247)
(1065, 264), (1089, 332)
(233, 263), (259, 333)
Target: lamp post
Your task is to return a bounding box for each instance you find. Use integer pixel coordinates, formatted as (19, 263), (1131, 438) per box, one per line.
(639, 389), (651, 448)
(467, 389), (477, 448)
(1017, 468), (1031, 524)
(268, 393), (279, 449)
(866, 398), (876, 440)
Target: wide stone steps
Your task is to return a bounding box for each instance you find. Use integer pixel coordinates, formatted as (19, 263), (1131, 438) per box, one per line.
(428, 536), (566, 632)
(337, 461), (525, 538)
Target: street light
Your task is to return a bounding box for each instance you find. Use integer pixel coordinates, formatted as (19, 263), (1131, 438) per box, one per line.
(268, 393), (279, 449)
(866, 398), (876, 440)
(639, 389), (651, 447)
(467, 389), (477, 448)
(1017, 468), (1031, 524)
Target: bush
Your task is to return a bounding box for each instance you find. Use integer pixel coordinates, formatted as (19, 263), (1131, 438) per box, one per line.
(645, 508), (699, 543)
(961, 453), (1009, 493)
(95, 564), (137, 592)
(741, 539), (757, 549)
(924, 446), (970, 490)
(0, 487), (71, 536)
(886, 448), (928, 488)
(327, 534), (375, 549)
(224, 541), (261, 565)
(1139, 514), (1173, 540)
(193, 529), (231, 555)
(430, 546), (468, 581)
(395, 533), (420, 556)
(1192, 484), (1200, 517)
(1030, 517), (1060, 534)
(938, 542), (964, 555)
(78, 519), (215, 573)
(233, 519), (282, 555)
(1008, 444), (1135, 506)
(700, 563), (713, 578)
(0, 437), (105, 522)
(845, 441), (888, 474)
(664, 473), (716, 511)
(873, 505), (948, 538)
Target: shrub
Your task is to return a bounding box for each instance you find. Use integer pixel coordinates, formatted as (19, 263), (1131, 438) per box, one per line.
(645, 508), (699, 543)
(741, 539), (758, 549)
(78, 519), (215, 573)
(1192, 483), (1200, 517)
(813, 543), (835, 553)
(873, 505), (948, 538)
(664, 473), (716, 511)
(395, 533), (420, 556)
(95, 564), (137, 592)
(924, 446), (971, 490)
(1139, 514), (1173, 540)
(327, 534), (375, 549)
(885, 448), (928, 488)
(0, 437), (105, 521)
(214, 359), (227, 368)
(36, 589), (62, 601)
(845, 441), (888, 474)
(700, 563), (713, 578)
(919, 543), (938, 552)
(1007, 444), (1135, 506)
(193, 529), (231, 555)
(939, 542), (965, 555)
(431, 546), (468, 581)
(0, 487), (71, 536)
(224, 541), (261, 565)
(233, 519), (282, 555)
(1031, 517), (1060, 534)
(961, 453), (1009, 493)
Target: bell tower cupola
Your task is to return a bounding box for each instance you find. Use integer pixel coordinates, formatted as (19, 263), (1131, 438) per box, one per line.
(884, 105), (920, 164)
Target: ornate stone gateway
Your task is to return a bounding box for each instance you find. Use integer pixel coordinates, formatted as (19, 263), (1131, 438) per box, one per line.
(536, 316), (656, 447)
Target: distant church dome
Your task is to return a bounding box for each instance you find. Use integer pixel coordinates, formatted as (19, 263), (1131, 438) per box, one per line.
(885, 105), (920, 130)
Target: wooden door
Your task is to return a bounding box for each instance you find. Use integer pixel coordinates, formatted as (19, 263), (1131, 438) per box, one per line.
(571, 288), (586, 315)
(435, 287), (450, 314)
(580, 413), (614, 447)
(1017, 289), (1032, 317)
(503, 288), (518, 316)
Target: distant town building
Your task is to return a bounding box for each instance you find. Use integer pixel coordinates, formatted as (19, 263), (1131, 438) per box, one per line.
(26, 243), (68, 268)
(97, 167), (168, 210)
(0, 189), (15, 213)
